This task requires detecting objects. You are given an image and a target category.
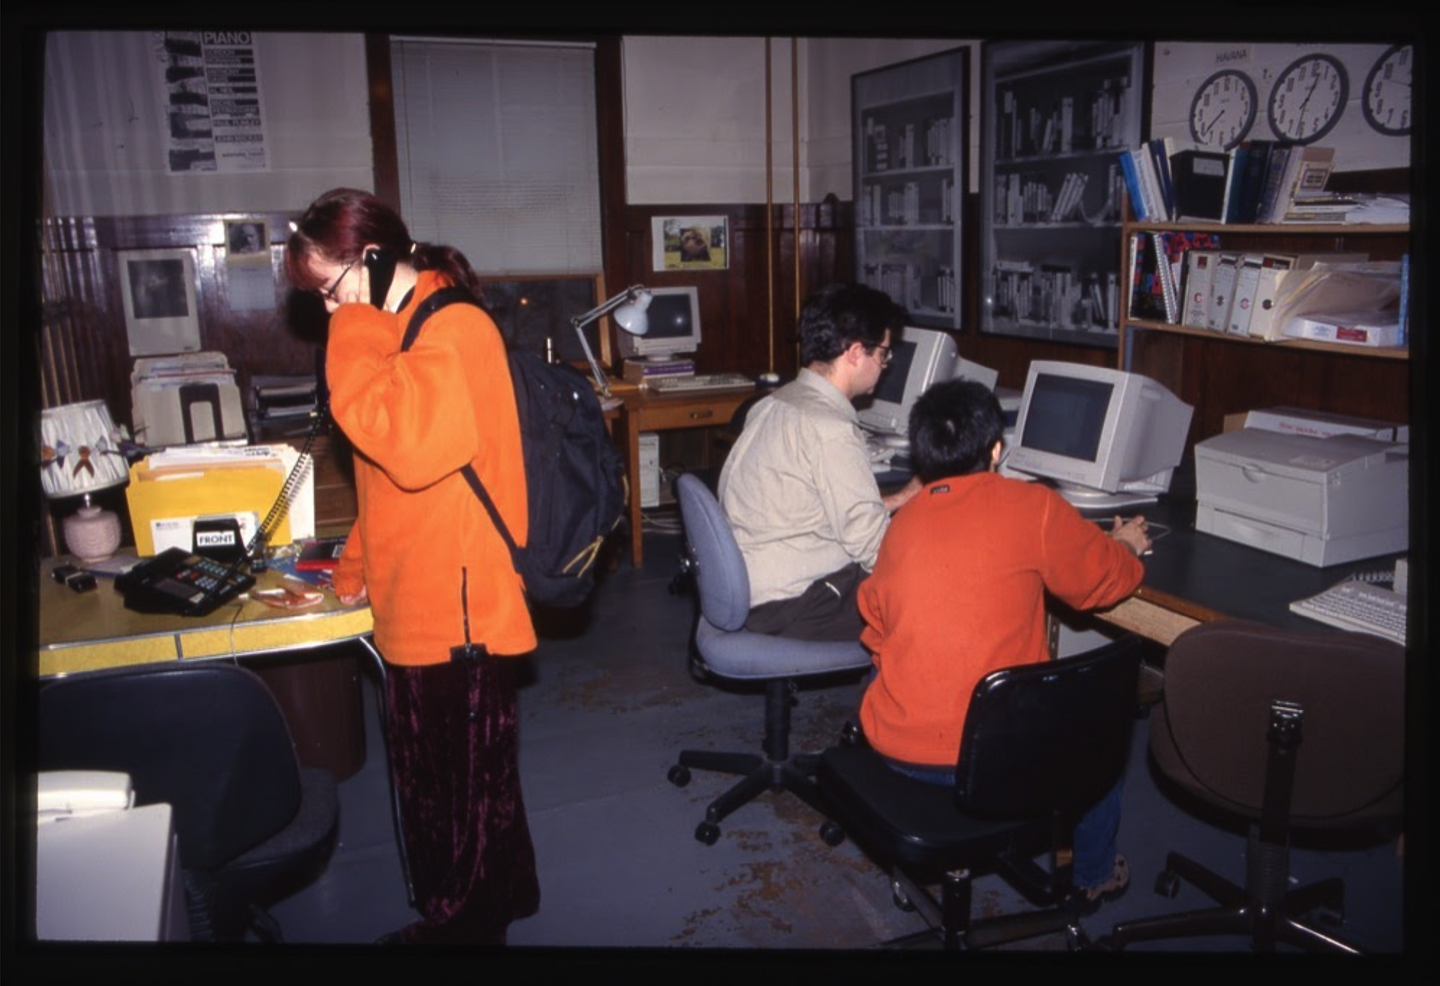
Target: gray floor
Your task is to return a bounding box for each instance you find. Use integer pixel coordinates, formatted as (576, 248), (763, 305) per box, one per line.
(267, 523), (1406, 956)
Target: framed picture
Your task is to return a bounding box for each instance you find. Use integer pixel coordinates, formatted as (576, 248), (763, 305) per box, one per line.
(477, 273), (611, 366)
(652, 216), (728, 271)
(225, 219), (270, 266)
(118, 248), (201, 355)
(979, 39), (1146, 348)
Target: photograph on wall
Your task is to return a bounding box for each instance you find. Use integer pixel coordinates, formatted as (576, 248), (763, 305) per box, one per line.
(119, 249), (202, 355)
(652, 216), (728, 271)
(225, 219), (269, 265)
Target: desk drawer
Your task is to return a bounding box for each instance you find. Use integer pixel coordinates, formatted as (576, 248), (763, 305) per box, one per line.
(639, 398), (746, 430)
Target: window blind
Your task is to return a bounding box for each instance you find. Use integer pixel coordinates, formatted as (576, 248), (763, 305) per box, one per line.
(390, 38), (601, 275)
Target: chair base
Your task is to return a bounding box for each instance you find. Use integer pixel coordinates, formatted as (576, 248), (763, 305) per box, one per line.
(1105, 849), (1358, 953)
(880, 866), (1083, 951)
(670, 749), (830, 845)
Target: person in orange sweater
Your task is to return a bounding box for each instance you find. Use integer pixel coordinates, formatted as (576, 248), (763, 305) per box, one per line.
(286, 189), (538, 944)
(858, 378), (1150, 908)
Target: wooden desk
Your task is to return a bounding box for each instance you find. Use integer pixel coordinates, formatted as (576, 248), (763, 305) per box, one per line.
(38, 554), (373, 678)
(611, 382), (756, 568)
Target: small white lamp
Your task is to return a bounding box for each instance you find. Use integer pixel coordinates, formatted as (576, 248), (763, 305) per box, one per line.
(570, 285), (651, 398)
(40, 400), (130, 563)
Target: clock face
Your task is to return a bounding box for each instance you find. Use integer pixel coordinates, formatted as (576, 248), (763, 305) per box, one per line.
(1267, 54), (1349, 144)
(1363, 44), (1412, 135)
(1189, 70), (1258, 150)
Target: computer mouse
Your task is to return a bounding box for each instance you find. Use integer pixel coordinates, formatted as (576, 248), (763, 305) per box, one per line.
(758, 372), (781, 386)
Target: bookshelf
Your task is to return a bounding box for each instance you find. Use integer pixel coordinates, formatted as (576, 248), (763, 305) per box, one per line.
(979, 40), (1145, 348)
(852, 48), (968, 330)
(1117, 212), (1410, 445)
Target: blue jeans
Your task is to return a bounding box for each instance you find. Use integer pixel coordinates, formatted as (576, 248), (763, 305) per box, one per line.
(883, 760), (1123, 891)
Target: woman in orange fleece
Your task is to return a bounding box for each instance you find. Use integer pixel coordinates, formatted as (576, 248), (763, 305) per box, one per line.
(286, 189), (538, 944)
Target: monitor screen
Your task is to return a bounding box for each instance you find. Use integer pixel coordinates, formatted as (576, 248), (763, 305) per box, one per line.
(1006, 361), (1193, 510)
(617, 286), (701, 361)
(856, 326), (960, 445)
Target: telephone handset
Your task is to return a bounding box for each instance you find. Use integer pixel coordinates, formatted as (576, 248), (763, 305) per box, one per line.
(364, 247), (397, 309)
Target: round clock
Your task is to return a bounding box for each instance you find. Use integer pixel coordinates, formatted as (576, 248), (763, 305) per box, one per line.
(1189, 69), (1258, 150)
(1267, 53), (1349, 144)
(1362, 44), (1412, 135)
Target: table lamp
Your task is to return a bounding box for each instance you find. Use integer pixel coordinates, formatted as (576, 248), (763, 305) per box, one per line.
(571, 285), (651, 398)
(40, 400), (131, 562)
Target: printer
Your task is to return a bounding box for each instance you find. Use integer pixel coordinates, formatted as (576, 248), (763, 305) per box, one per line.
(1194, 428), (1408, 567)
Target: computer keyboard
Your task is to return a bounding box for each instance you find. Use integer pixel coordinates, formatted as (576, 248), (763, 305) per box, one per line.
(645, 373), (755, 394)
(1289, 579), (1407, 645)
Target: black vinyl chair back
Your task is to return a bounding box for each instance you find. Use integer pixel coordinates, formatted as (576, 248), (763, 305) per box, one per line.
(38, 663), (306, 871)
(957, 639), (1143, 819)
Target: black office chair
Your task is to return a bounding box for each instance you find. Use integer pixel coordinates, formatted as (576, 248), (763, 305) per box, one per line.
(37, 663), (340, 942)
(1104, 619), (1404, 953)
(817, 637), (1145, 950)
(668, 472), (873, 844)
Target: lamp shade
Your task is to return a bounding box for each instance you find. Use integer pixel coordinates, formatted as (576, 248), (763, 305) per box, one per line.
(40, 400), (129, 499)
(613, 290), (651, 336)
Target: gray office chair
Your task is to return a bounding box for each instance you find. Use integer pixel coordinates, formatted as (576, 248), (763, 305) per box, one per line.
(37, 663), (339, 942)
(816, 637), (1144, 950)
(1104, 619), (1405, 953)
(668, 472), (872, 844)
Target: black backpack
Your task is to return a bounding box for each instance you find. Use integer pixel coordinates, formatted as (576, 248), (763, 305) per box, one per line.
(402, 287), (626, 608)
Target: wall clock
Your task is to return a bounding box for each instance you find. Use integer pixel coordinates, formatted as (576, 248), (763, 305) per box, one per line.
(1267, 53), (1348, 144)
(1362, 44), (1412, 136)
(1189, 69), (1258, 151)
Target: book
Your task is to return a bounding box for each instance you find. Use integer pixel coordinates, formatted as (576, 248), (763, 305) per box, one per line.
(1118, 149), (1147, 220)
(1169, 149), (1228, 222)
(1281, 310), (1403, 348)
(1267, 146), (1334, 223)
(1181, 250), (1221, 327)
(1254, 143), (1294, 224)
(1158, 232), (1222, 326)
(1127, 232), (1168, 322)
(1147, 137), (1177, 221)
(296, 536), (347, 571)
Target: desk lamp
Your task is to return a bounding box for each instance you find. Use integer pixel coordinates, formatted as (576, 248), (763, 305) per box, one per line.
(40, 400), (131, 563)
(571, 285), (651, 399)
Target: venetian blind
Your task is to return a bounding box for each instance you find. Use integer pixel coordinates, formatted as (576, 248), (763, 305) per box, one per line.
(390, 38), (602, 274)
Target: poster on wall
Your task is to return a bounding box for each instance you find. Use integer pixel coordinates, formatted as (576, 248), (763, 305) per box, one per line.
(155, 31), (270, 174)
(652, 216), (729, 271)
(119, 249), (202, 355)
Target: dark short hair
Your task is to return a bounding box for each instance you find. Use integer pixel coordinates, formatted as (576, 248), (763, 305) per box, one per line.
(797, 283), (906, 366)
(909, 379), (1005, 483)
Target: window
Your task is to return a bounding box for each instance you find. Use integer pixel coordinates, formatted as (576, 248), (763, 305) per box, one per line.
(390, 38), (602, 275)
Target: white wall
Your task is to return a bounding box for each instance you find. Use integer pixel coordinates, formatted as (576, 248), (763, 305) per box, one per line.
(44, 31), (373, 217)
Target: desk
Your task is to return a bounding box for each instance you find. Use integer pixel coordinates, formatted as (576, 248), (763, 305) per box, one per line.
(612, 382), (756, 567)
(38, 555), (373, 678)
(1091, 488), (1401, 646)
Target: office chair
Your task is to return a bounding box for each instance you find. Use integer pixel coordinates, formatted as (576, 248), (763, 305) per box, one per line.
(817, 637), (1145, 950)
(37, 662), (340, 942)
(1104, 619), (1404, 953)
(669, 472), (872, 845)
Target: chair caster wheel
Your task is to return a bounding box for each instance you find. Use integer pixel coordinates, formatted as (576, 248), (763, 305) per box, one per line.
(668, 765), (691, 787)
(820, 821), (845, 847)
(891, 881), (916, 912)
(1154, 869), (1181, 899)
(695, 821), (720, 845)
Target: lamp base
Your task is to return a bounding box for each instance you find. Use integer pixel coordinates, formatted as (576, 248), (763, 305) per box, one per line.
(64, 504), (122, 564)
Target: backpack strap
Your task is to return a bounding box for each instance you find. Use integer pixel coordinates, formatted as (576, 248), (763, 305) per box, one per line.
(401, 287), (524, 565)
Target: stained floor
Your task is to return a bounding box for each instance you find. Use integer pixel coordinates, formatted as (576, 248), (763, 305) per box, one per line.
(263, 524), (1406, 957)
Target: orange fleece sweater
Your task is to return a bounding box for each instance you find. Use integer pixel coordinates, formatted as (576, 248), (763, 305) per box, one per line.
(859, 472), (1143, 766)
(327, 272), (535, 665)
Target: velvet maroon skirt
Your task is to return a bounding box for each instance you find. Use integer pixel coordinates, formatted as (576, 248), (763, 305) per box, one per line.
(383, 654), (539, 944)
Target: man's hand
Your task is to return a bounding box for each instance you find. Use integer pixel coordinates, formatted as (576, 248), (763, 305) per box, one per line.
(883, 475), (924, 513)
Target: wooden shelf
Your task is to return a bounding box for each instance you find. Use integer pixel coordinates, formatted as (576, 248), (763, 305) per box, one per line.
(1126, 319), (1409, 360)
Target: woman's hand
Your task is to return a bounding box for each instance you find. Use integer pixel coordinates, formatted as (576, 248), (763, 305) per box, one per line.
(336, 583), (369, 607)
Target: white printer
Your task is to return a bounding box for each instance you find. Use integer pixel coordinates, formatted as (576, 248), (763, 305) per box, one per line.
(1194, 428), (1408, 567)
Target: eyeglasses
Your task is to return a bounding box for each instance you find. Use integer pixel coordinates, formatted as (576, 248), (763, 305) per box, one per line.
(869, 343), (893, 367)
(319, 259), (357, 303)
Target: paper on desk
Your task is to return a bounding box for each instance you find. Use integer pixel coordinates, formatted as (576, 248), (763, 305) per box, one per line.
(139, 443), (315, 542)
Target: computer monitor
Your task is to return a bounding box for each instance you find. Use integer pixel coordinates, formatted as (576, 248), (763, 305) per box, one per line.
(1006, 360), (1193, 510)
(617, 286), (701, 362)
(856, 326), (961, 447)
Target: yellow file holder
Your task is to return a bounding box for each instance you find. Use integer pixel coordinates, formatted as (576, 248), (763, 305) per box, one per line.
(125, 457), (291, 557)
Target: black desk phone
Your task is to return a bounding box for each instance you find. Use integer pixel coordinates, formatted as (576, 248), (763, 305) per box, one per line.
(115, 547), (256, 616)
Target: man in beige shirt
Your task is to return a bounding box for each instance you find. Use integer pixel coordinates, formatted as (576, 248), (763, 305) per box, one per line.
(719, 284), (921, 641)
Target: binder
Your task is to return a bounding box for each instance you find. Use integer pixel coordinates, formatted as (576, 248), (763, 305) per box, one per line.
(1169, 149), (1228, 222)
(1207, 252), (1244, 332)
(1226, 253), (1267, 335)
(1181, 250), (1221, 328)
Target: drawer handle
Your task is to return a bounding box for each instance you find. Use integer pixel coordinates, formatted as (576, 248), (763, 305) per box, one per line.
(688, 409), (715, 421)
